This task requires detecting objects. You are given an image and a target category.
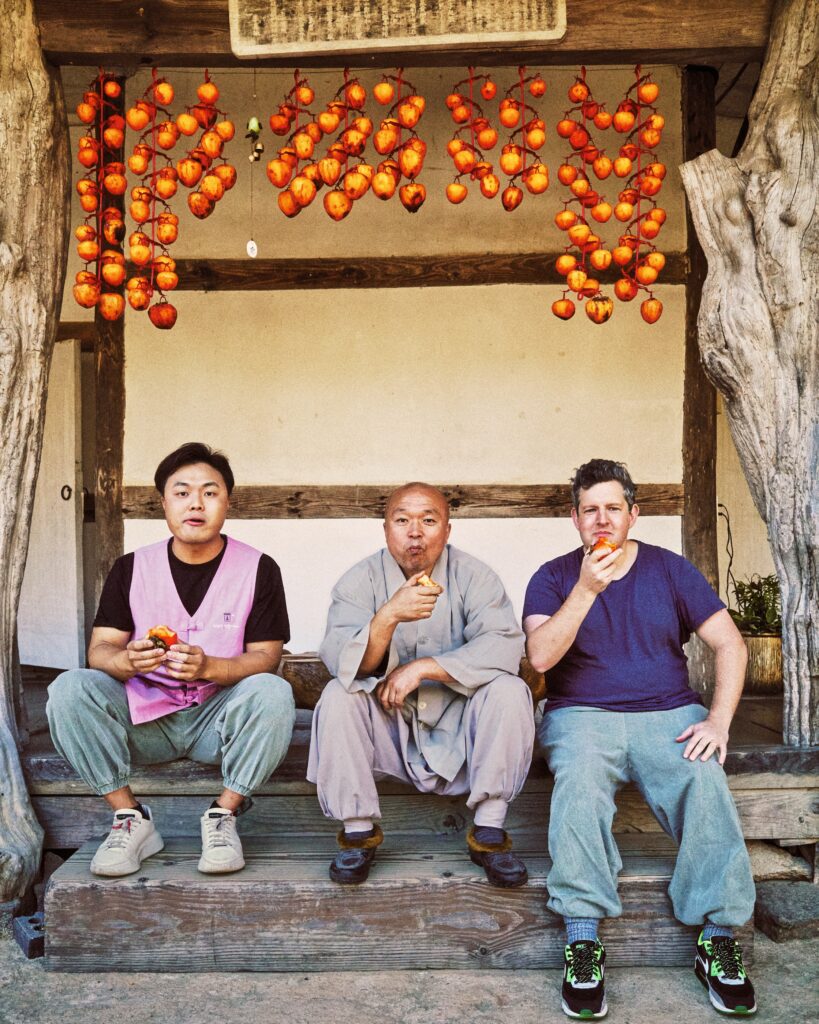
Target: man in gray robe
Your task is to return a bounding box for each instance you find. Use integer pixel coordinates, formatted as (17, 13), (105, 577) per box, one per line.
(307, 482), (535, 886)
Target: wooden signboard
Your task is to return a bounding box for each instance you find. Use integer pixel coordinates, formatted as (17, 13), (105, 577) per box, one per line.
(229, 0), (566, 58)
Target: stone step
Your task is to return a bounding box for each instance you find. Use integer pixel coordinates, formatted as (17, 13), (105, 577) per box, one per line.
(44, 833), (753, 973)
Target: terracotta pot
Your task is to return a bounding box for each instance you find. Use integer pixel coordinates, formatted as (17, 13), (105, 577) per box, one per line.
(743, 635), (782, 692)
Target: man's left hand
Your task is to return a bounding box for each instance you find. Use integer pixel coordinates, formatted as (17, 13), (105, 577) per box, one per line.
(676, 717), (730, 765)
(163, 642), (208, 682)
(375, 662), (423, 712)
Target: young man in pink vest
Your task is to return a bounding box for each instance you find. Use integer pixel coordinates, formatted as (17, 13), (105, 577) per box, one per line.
(47, 442), (295, 877)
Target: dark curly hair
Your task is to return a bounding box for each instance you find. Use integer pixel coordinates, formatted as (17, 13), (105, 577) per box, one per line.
(154, 442), (235, 495)
(571, 459), (636, 510)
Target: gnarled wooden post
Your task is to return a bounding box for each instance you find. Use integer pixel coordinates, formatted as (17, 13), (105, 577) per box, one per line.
(0, 0), (70, 901)
(680, 0), (818, 745)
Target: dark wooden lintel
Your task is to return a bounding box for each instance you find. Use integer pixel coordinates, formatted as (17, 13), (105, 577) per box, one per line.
(35, 0), (772, 67)
(122, 483), (684, 520)
(173, 253), (687, 292)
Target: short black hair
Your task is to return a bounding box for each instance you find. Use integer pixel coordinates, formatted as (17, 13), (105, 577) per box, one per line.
(571, 459), (636, 510)
(154, 442), (235, 495)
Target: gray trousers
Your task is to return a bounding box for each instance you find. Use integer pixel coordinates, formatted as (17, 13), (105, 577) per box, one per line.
(47, 669), (296, 798)
(307, 676), (535, 827)
(540, 703), (756, 926)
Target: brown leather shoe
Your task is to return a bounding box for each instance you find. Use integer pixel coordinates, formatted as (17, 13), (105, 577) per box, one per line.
(329, 824), (384, 885)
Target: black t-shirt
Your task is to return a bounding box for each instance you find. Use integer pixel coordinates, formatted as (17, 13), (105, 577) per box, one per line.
(94, 537), (290, 644)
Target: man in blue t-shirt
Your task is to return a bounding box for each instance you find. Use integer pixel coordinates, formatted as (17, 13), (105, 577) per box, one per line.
(523, 459), (756, 1020)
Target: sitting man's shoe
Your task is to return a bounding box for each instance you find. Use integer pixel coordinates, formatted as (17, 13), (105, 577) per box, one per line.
(467, 826), (528, 888)
(329, 824), (384, 885)
(90, 806), (164, 877)
(562, 939), (607, 1020)
(198, 806), (245, 873)
(695, 931), (757, 1015)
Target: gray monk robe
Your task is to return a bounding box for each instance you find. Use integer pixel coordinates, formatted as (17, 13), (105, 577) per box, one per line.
(307, 544), (535, 826)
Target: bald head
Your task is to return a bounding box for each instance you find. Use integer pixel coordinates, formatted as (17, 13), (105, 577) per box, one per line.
(383, 482), (451, 578)
(384, 482), (450, 524)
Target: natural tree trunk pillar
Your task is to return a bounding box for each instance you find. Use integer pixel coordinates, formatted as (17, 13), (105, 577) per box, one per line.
(0, 0), (71, 900)
(680, 0), (819, 745)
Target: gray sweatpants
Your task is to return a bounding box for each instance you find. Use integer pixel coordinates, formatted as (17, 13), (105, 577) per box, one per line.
(307, 676), (535, 827)
(46, 668), (296, 798)
(540, 703), (756, 925)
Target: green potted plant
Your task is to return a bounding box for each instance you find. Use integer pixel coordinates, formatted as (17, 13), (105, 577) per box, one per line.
(728, 573), (783, 691)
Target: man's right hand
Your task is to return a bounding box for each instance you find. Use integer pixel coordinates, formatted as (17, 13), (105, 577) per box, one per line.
(124, 637), (167, 674)
(384, 572), (443, 622)
(577, 544), (623, 595)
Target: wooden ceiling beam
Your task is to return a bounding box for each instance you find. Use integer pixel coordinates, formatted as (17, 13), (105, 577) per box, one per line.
(35, 0), (772, 68)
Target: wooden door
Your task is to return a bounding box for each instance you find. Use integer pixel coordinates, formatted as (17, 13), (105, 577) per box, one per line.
(18, 339), (85, 668)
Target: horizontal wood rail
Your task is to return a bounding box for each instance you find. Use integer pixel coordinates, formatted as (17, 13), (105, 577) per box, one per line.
(171, 253), (688, 291)
(59, 255), (687, 303)
(35, 0), (772, 66)
(122, 483), (684, 519)
(57, 321), (95, 349)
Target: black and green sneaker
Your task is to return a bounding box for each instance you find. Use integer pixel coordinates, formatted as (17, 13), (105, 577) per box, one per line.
(561, 939), (607, 1019)
(695, 932), (757, 1015)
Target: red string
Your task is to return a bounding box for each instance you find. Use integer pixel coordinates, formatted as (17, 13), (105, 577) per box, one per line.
(468, 67), (474, 159)
(150, 68), (157, 296)
(519, 65), (526, 173)
(96, 68), (105, 287)
(634, 65), (642, 280)
(396, 67), (403, 153)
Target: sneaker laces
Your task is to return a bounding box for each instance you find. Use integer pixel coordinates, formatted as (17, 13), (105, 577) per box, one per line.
(203, 812), (237, 850)
(712, 937), (743, 980)
(569, 942), (598, 984)
(102, 814), (139, 851)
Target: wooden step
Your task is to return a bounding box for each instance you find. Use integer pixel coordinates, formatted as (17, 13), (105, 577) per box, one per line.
(24, 712), (819, 848)
(44, 834), (753, 973)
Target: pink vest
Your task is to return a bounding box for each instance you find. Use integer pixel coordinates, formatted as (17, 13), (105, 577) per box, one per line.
(126, 536), (261, 724)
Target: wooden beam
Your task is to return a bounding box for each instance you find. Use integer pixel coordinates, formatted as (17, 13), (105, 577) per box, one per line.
(172, 253), (688, 292)
(681, 68), (719, 590)
(35, 0), (772, 67)
(57, 320), (96, 350)
(681, 66), (719, 695)
(122, 483), (684, 519)
(93, 77), (126, 602)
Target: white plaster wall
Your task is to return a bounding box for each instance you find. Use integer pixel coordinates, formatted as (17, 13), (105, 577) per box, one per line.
(123, 284), (685, 485)
(125, 515), (682, 652)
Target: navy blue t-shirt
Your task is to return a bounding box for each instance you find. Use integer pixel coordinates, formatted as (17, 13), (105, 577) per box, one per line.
(523, 541), (724, 713)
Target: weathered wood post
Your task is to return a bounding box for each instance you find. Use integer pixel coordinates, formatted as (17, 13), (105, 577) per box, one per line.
(680, 0), (818, 745)
(0, 0), (71, 903)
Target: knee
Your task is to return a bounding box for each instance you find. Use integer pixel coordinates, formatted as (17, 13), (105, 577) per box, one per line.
(236, 673), (296, 726)
(549, 753), (618, 808)
(483, 674), (533, 711)
(46, 669), (98, 722)
(315, 678), (367, 722)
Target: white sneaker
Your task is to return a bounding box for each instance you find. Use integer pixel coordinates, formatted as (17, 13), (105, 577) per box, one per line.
(90, 806), (164, 877)
(198, 806), (245, 873)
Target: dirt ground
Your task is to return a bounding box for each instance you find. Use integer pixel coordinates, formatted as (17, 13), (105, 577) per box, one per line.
(0, 928), (816, 1024)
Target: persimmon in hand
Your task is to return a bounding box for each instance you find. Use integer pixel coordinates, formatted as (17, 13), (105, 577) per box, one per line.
(147, 625), (178, 650)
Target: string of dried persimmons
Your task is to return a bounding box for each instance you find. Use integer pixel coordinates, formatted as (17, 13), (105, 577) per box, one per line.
(552, 66), (666, 325)
(72, 66), (667, 328)
(72, 68), (237, 330)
